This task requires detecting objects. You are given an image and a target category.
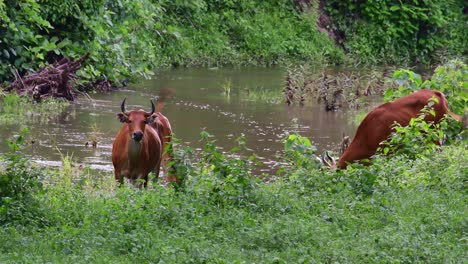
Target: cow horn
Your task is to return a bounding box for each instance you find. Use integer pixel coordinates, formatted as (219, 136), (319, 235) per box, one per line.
(121, 98), (127, 114)
(149, 100), (155, 115)
(325, 151), (335, 165)
(321, 152), (332, 167)
(321, 151), (336, 168)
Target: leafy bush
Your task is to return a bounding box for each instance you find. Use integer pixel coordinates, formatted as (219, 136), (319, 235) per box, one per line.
(426, 60), (468, 114)
(0, 0), (163, 85)
(171, 131), (260, 207)
(1, 0), (344, 86)
(325, 0), (466, 64)
(0, 129), (46, 225)
(385, 60), (467, 114)
(284, 134), (319, 170)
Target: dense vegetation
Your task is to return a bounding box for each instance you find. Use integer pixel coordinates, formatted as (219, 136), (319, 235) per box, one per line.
(2, 0), (465, 88)
(0, 0), (467, 261)
(0, 128), (466, 263)
(0, 0), (342, 87)
(325, 0), (467, 64)
(0, 62), (466, 262)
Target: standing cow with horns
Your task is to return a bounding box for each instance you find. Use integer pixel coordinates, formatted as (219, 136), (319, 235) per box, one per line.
(112, 98), (165, 188)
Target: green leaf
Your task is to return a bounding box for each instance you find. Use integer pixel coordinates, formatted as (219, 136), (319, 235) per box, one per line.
(2, 49), (9, 58)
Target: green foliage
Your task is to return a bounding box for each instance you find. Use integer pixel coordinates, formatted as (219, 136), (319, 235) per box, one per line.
(1, 0), (344, 86)
(0, 0), (54, 80)
(385, 69), (424, 101)
(385, 60), (467, 115)
(157, 0), (344, 66)
(380, 60), (467, 161)
(426, 60), (468, 114)
(0, 129), (46, 225)
(283, 134), (347, 195)
(0, 0), (163, 85)
(284, 134), (319, 170)
(0, 129), (466, 262)
(326, 0), (466, 64)
(179, 131), (260, 207)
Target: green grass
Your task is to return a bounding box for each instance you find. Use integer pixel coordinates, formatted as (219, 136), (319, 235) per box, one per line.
(0, 133), (466, 263)
(0, 94), (69, 125)
(242, 85), (284, 104)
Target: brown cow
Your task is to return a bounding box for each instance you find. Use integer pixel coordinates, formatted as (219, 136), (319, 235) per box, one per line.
(112, 99), (162, 187)
(150, 111), (177, 182)
(325, 89), (461, 169)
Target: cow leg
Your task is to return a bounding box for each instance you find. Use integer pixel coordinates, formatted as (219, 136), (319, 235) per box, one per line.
(143, 173), (149, 188)
(152, 160), (161, 186)
(115, 170), (125, 187)
(132, 173), (147, 189)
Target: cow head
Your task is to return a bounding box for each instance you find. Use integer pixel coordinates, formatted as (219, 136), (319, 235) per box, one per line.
(117, 98), (156, 142)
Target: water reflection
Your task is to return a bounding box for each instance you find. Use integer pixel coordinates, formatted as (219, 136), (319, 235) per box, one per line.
(0, 67), (363, 175)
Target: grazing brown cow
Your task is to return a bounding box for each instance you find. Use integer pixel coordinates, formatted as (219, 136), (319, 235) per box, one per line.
(112, 99), (162, 187)
(325, 89), (461, 169)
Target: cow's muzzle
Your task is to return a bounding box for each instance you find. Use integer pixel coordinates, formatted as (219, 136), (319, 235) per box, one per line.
(132, 131), (144, 142)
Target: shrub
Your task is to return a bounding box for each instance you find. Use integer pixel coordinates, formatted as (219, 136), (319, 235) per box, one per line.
(0, 129), (46, 225)
(383, 60), (467, 146)
(0, 0), (163, 85)
(385, 60), (467, 114)
(172, 131), (260, 207)
(1, 0), (344, 86)
(326, 0), (466, 64)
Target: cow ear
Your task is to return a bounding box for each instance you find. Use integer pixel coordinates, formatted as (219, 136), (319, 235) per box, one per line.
(145, 114), (158, 125)
(117, 113), (129, 123)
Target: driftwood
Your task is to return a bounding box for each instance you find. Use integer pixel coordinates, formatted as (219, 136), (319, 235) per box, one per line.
(5, 52), (90, 102)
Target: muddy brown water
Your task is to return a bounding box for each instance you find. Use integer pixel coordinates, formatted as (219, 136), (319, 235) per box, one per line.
(0, 67), (368, 175)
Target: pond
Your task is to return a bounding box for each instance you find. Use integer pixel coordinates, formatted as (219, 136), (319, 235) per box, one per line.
(0, 67), (364, 175)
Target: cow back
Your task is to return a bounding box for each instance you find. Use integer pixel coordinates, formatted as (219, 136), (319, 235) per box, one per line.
(338, 89), (449, 169)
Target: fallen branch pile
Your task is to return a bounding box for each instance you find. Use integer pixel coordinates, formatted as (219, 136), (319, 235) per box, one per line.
(5, 52), (90, 102)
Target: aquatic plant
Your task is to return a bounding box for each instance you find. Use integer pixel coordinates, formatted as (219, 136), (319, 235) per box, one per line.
(243, 85), (283, 104)
(0, 94), (69, 125)
(286, 65), (392, 110)
(221, 79), (232, 96)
